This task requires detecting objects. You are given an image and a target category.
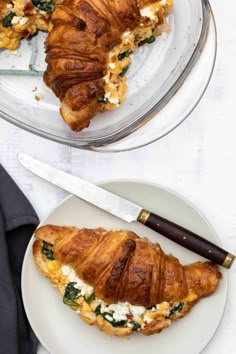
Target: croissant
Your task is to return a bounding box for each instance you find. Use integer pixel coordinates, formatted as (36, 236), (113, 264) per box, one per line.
(33, 225), (222, 337)
(44, 0), (173, 131)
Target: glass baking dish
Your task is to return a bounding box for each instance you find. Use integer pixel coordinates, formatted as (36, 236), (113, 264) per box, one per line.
(0, 0), (216, 151)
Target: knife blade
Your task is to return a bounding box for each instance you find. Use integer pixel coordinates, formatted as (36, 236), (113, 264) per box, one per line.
(18, 153), (235, 269)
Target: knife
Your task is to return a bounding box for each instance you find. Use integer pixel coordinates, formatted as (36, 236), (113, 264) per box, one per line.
(18, 153), (235, 269)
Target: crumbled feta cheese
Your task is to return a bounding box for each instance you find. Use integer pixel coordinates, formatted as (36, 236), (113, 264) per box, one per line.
(103, 74), (110, 84)
(122, 31), (131, 39)
(130, 305), (146, 316)
(107, 303), (129, 321)
(61, 265), (93, 295)
(113, 313), (127, 321)
(107, 303), (129, 315)
(73, 283), (80, 290)
(105, 314), (113, 322)
(11, 16), (29, 26)
(11, 16), (21, 25)
(109, 63), (116, 70)
(140, 6), (156, 20)
(104, 92), (111, 100)
(122, 31), (134, 44)
(143, 315), (153, 323)
(108, 97), (119, 105)
(19, 17), (29, 26)
(61, 265), (71, 276)
(100, 305), (107, 314)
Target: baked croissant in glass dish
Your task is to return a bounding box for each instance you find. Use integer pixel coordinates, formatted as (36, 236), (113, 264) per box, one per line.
(43, 0), (173, 131)
(33, 225), (222, 337)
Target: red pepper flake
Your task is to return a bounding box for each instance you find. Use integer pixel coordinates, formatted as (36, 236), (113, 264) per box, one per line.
(22, 30), (30, 39)
(24, 2), (34, 15)
(126, 313), (133, 320)
(144, 320), (154, 329)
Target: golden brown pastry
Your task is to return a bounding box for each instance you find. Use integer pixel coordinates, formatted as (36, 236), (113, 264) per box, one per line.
(33, 225), (222, 337)
(43, 0), (173, 131)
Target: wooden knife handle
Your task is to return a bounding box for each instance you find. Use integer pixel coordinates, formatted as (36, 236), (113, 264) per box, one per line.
(138, 209), (235, 268)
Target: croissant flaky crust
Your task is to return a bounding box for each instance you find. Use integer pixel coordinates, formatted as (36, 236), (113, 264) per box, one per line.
(44, 0), (173, 131)
(33, 225), (222, 337)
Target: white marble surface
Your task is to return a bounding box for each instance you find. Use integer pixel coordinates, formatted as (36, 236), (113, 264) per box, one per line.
(0, 0), (236, 353)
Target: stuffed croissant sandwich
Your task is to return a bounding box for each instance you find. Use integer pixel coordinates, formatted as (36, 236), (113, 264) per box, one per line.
(33, 225), (222, 337)
(44, 0), (173, 131)
(43, 0), (173, 131)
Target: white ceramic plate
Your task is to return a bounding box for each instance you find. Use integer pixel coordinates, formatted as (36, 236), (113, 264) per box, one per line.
(22, 181), (227, 354)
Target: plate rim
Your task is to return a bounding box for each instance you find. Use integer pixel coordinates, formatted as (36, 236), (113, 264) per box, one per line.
(21, 179), (228, 354)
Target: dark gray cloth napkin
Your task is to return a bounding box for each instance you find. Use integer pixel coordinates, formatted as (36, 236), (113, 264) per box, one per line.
(0, 165), (39, 354)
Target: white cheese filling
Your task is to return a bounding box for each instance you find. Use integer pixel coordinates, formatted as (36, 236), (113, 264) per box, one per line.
(11, 16), (29, 26)
(61, 265), (93, 296)
(140, 0), (167, 20)
(61, 265), (151, 323)
(140, 6), (157, 20)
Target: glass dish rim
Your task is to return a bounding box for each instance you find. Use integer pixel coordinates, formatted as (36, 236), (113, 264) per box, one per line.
(0, 0), (215, 151)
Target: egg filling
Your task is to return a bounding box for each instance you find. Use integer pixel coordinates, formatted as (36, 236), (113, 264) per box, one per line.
(98, 0), (173, 111)
(0, 0), (56, 50)
(42, 241), (197, 333)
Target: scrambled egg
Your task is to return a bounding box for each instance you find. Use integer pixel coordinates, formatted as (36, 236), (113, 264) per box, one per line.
(44, 255), (197, 335)
(99, 0), (173, 111)
(0, 0), (54, 50)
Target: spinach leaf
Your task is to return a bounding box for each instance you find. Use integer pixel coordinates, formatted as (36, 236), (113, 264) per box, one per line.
(130, 321), (141, 331)
(94, 305), (127, 327)
(95, 304), (113, 319)
(95, 304), (102, 316)
(31, 0), (55, 13)
(168, 302), (184, 318)
(2, 12), (16, 28)
(63, 282), (81, 306)
(144, 35), (156, 44)
(118, 50), (131, 61)
(110, 319), (127, 327)
(42, 241), (54, 260)
(85, 292), (96, 304)
(97, 95), (107, 103)
(119, 66), (129, 77)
